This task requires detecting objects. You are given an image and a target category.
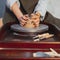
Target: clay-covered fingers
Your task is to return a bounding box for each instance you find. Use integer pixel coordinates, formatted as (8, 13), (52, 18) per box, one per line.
(24, 14), (29, 20)
(35, 12), (41, 17)
(32, 19), (40, 27)
(31, 13), (37, 19)
(35, 21), (40, 27)
(20, 15), (30, 26)
(31, 13), (40, 20)
(19, 16), (28, 26)
(20, 17), (26, 26)
(30, 13), (40, 27)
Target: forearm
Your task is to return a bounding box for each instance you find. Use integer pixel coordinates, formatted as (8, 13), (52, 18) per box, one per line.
(34, 0), (48, 20)
(11, 2), (23, 20)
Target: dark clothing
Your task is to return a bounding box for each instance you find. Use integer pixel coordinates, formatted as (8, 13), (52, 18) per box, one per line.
(44, 12), (60, 30)
(20, 0), (38, 14)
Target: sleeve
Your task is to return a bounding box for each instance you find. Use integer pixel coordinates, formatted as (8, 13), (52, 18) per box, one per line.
(34, 0), (48, 21)
(0, 0), (6, 18)
(6, 0), (20, 10)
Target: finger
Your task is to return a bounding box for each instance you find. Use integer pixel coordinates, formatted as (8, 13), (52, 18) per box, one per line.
(31, 13), (35, 15)
(20, 18), (27, 25)
(23, 16), (29, 21)
(31, 14), (39, 19)
(32, 18), (40, 22)
(33, 20), (39, 24)
(24, 14), (29, 17)
(20, 20), (27, 24)
(20, 21), (26, 26)
(35, 12), (40, 17)
(31, 13), (35, 18)
(34, 22), (40, 27)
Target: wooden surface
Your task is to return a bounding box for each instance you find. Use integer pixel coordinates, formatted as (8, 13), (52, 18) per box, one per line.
(0, 48), (60, 59)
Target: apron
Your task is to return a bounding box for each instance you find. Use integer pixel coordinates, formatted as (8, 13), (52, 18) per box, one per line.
(20, 0), (38, 14)
(44, 12), (60, 29)
(3, 0), (38, 24)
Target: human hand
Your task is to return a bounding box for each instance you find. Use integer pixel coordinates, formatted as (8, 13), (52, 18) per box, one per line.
(30, 12), (40, 27)
(19, 14), (29, 26)
(19, 15), (35, 28)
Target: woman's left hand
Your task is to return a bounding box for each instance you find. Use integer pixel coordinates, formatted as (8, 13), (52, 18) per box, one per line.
(30, 12), (41, 27)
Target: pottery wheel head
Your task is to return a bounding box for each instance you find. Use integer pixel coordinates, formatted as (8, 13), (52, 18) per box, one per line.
(11, 24), (49, 33)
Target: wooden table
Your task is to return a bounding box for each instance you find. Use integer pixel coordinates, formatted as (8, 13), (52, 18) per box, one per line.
(0, 22), (60, 60)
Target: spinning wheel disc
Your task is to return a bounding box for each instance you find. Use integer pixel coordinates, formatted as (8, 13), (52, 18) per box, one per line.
(11, 24), (49, 33)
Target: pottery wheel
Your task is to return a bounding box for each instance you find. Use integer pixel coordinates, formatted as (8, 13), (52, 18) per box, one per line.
(11, 24), (49, 36)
